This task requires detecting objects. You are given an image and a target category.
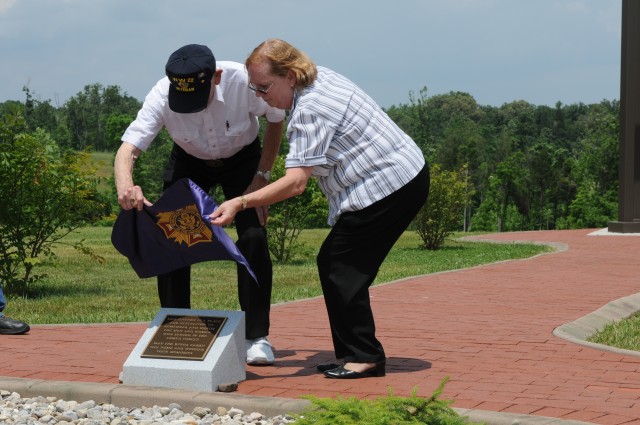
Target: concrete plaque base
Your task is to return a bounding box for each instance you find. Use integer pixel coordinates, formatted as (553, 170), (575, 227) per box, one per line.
(121, 308), (245, 392)
(608, 220), (640, 233)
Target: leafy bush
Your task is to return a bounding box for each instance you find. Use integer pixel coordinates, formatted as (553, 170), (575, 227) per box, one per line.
(0, 115), (105, 294)
(293, 378), (483, 425)
(566, 185), (617, 229)
(414, 165), (473, 250)
(267, 156), (328, 264)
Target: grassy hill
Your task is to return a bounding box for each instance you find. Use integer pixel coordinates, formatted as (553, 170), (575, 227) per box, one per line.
(91, 151), (115, 192)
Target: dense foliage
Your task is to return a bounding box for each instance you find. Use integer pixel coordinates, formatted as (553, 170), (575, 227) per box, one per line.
(0, 82), (621, 241)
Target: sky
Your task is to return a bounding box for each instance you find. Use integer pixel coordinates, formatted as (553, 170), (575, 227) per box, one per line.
(0, 0), (622, 109)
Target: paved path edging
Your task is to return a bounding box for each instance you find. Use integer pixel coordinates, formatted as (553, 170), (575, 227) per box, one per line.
(553, 292), (640, 359)
(0, 376), (310, 418)
(0, 376), (598, 425)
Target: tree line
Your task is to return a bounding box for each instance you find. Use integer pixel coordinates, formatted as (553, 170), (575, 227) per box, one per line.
(387, 88), (619, 231)
(1, 82), (620, 234)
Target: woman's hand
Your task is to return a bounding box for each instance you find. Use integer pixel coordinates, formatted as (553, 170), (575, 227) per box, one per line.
(210, 166), (313, 226)
(209, 197), (244, 226)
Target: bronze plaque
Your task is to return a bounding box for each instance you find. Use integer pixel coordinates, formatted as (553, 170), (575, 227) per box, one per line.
(141, 315), (227, 361)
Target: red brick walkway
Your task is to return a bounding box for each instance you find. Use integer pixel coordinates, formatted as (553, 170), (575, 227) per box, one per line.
(0, 229), (639, 424)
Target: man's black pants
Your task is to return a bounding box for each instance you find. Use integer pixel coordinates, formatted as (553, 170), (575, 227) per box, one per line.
(157, 137), (272, 340)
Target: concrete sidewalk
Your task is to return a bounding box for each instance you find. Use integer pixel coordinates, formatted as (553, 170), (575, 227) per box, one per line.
(0, 229), (639, 424)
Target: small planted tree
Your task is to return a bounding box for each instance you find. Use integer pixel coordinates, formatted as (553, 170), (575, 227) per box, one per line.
(414, 164), (473, 250)
(0, 114), (106, 295)
(266, 156), (328, 264)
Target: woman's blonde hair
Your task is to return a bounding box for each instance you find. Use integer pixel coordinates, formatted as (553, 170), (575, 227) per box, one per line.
(246, 39), (317, 89)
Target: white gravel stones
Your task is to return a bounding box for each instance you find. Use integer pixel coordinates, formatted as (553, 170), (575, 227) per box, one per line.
(0, 390), (297, 425)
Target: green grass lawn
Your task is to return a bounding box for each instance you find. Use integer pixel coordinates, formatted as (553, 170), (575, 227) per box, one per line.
(6, 227), (552, 325)
(587, 312), (640, 351)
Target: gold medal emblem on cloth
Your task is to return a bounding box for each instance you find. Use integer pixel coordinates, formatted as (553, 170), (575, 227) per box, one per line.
(156, 204), (213, 247)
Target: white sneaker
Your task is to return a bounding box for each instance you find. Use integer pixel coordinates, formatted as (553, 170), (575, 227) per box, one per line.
(246, 337), (275, 365)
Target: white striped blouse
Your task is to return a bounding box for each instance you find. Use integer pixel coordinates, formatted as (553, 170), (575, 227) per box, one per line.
(285, 66), (426, 225)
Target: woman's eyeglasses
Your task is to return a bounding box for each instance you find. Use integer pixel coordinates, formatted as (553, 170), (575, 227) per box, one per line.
(248, 82), (274, 95)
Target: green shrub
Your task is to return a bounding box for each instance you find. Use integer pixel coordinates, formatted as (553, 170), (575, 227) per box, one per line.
(267, 156), (328, 264)
(414, 165), (473, 250)
(0, 116), (106, 294)
(293, 378), (483, 425)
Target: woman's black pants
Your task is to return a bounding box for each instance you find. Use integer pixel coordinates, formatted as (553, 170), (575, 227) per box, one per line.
(317, 164), (430, 364)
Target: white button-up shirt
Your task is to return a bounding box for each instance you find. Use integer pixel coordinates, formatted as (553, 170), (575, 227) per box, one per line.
(122, 61), (285, 160)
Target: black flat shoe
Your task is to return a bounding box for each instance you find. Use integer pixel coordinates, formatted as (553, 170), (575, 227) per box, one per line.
(324, 362), (385, 379)
(316, 362), (341, 372)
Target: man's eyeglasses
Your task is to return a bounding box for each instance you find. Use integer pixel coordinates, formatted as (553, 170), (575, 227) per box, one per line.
(248, 81), (274, 95)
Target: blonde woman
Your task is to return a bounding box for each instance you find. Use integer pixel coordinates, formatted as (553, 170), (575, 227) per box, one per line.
(211, 39), (430, 379)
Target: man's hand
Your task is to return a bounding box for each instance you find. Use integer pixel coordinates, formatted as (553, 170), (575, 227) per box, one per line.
(255, 204), (270, 227)
(244, 176), (270, 226)
(114, 142), (151, 211)
(117, 185), (151, 211)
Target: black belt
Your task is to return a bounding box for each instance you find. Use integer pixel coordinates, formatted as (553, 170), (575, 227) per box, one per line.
(198, 137), (260, 168)
(204, 159), (225, 168)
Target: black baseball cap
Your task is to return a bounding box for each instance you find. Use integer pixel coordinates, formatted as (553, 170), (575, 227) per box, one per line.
(165, 44), (216, 113)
